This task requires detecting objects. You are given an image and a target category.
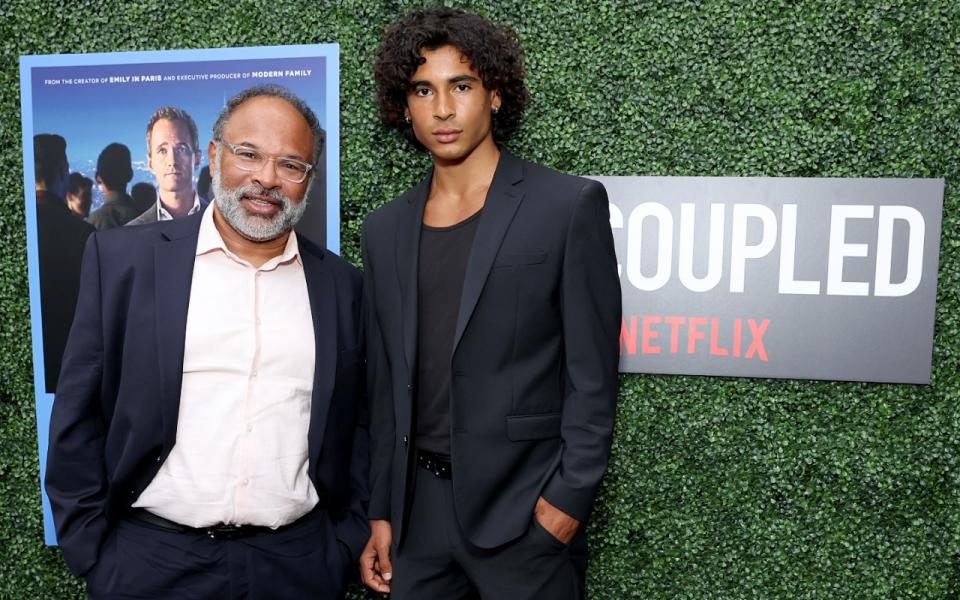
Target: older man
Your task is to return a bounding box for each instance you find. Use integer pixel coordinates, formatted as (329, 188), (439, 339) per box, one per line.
(46, 84), (367, 599)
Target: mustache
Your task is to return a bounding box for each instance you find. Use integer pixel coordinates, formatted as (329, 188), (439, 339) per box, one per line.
(233, 183), (288, 205)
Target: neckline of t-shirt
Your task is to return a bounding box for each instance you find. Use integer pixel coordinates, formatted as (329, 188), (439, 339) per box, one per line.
(421, 208), (483, 232)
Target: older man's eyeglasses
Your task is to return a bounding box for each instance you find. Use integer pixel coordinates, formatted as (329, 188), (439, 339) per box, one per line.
(218, 140), (313, 184)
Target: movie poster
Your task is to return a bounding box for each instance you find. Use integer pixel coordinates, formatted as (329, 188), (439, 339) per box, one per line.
(19, 44), (339, 543)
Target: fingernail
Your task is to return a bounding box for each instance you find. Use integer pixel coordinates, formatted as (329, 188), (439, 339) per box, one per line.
(384, 573), (392, 581)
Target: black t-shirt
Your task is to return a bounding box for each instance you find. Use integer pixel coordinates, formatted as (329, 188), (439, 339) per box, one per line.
(415, 210), (482, 457)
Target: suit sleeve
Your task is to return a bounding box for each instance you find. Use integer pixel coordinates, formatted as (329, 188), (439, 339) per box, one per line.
(541, 179), (621, 523)
(45, 233), (110, 577)
(332, 268), (373, 560)
(362, 220), (396, 521)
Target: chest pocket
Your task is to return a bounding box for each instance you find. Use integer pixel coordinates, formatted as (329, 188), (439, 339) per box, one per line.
(493, 251), (547, 268)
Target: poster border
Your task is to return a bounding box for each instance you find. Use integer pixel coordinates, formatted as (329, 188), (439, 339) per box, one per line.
(20, 43), (340, 544)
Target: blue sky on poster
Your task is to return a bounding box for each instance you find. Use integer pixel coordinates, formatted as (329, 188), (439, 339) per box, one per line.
(31, 56), (326, 208)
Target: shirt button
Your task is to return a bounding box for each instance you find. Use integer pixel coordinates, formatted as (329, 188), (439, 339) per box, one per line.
(241, 478), (249, 486)
(246, 424), (253, 433)
(251, 371), (258, 379)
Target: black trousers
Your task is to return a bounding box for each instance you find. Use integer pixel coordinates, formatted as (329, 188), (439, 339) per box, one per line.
(391, 466), (588, 600)
(83, 509), (352, 599)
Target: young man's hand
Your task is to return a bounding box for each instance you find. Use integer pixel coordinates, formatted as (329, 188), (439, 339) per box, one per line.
(534, 496), (580, 544)
(360, 519), (393, 593)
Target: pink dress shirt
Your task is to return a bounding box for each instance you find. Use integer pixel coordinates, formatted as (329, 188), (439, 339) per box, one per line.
(134, 206), (318, 527)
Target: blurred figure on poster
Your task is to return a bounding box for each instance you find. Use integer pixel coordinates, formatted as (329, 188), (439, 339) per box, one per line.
(86, 142), (138, 230)
(65, 172), (93, 219)
(130, 181), (157, 214)
(197, 164), (213, 204)
(128, 106), (207, 226)
(33, 134), (95, 392)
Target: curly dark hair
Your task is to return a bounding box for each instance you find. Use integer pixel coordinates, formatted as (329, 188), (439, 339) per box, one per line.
(373, 7), (531, 149)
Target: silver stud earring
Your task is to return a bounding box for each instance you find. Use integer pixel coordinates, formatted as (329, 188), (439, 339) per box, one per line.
(492, 106), (500, 115)
(405, 116), (411, 124)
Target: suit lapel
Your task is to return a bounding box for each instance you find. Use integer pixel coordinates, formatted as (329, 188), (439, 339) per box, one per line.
(396, 173), (431, 379)
(452, 152), (525, 354)
(154, 213), (203, 437)
(302, 243), (337, 464)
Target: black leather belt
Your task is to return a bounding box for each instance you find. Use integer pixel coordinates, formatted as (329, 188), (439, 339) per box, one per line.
(416, 449), (452, 479)
(128, 508), (313, 540)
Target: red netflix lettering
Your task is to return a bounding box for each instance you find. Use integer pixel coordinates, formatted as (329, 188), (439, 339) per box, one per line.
(664, 316), (685, 353)
(733, 318), (742, 357)
(709, 317), (728, 356)
(642, 315), (661, 354)
(617, 314), (770, 361)
(745, 319), (769, 361)
(620, 316), (637, 355)
(687, 317), (707, 353)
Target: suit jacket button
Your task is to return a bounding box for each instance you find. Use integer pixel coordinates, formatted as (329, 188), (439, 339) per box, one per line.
(402, 435), (408, 447)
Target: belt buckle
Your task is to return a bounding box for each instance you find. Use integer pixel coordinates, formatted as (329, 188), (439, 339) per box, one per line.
(417, 451), (451, 479)
(206, 524), (243, 540)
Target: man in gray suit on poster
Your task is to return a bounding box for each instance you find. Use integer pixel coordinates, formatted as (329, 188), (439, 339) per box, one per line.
(128, 106), (208, 226)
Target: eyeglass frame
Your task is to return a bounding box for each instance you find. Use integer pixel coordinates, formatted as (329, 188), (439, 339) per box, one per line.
(215, 139), (314, 184)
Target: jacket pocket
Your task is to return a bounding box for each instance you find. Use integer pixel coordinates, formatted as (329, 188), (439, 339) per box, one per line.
(494, 251), (548, 268)
(506, 413), (561, 441)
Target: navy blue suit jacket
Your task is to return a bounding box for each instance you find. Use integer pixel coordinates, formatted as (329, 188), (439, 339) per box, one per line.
(45, 210), (369, 576)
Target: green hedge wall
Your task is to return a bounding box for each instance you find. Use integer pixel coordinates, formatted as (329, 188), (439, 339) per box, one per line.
(2, 0), (958, 597)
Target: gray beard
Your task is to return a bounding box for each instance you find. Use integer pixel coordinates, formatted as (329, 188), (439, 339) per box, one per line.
(211, 147), (310, 242)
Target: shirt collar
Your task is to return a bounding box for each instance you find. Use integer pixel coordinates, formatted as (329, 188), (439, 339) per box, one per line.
(157, 192), (202, 222)
(196, 203), (302, 268)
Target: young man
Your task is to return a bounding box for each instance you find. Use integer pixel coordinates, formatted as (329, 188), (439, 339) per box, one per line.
(360, 8), (621, 599)
(46, 85), (367, 599)
(127, 106), (208, 226)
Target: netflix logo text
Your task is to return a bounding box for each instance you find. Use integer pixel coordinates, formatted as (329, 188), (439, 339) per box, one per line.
(621, 315), (769, 361)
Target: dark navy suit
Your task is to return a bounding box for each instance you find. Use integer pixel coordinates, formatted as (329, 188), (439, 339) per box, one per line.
(45, 210), (368, 597)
